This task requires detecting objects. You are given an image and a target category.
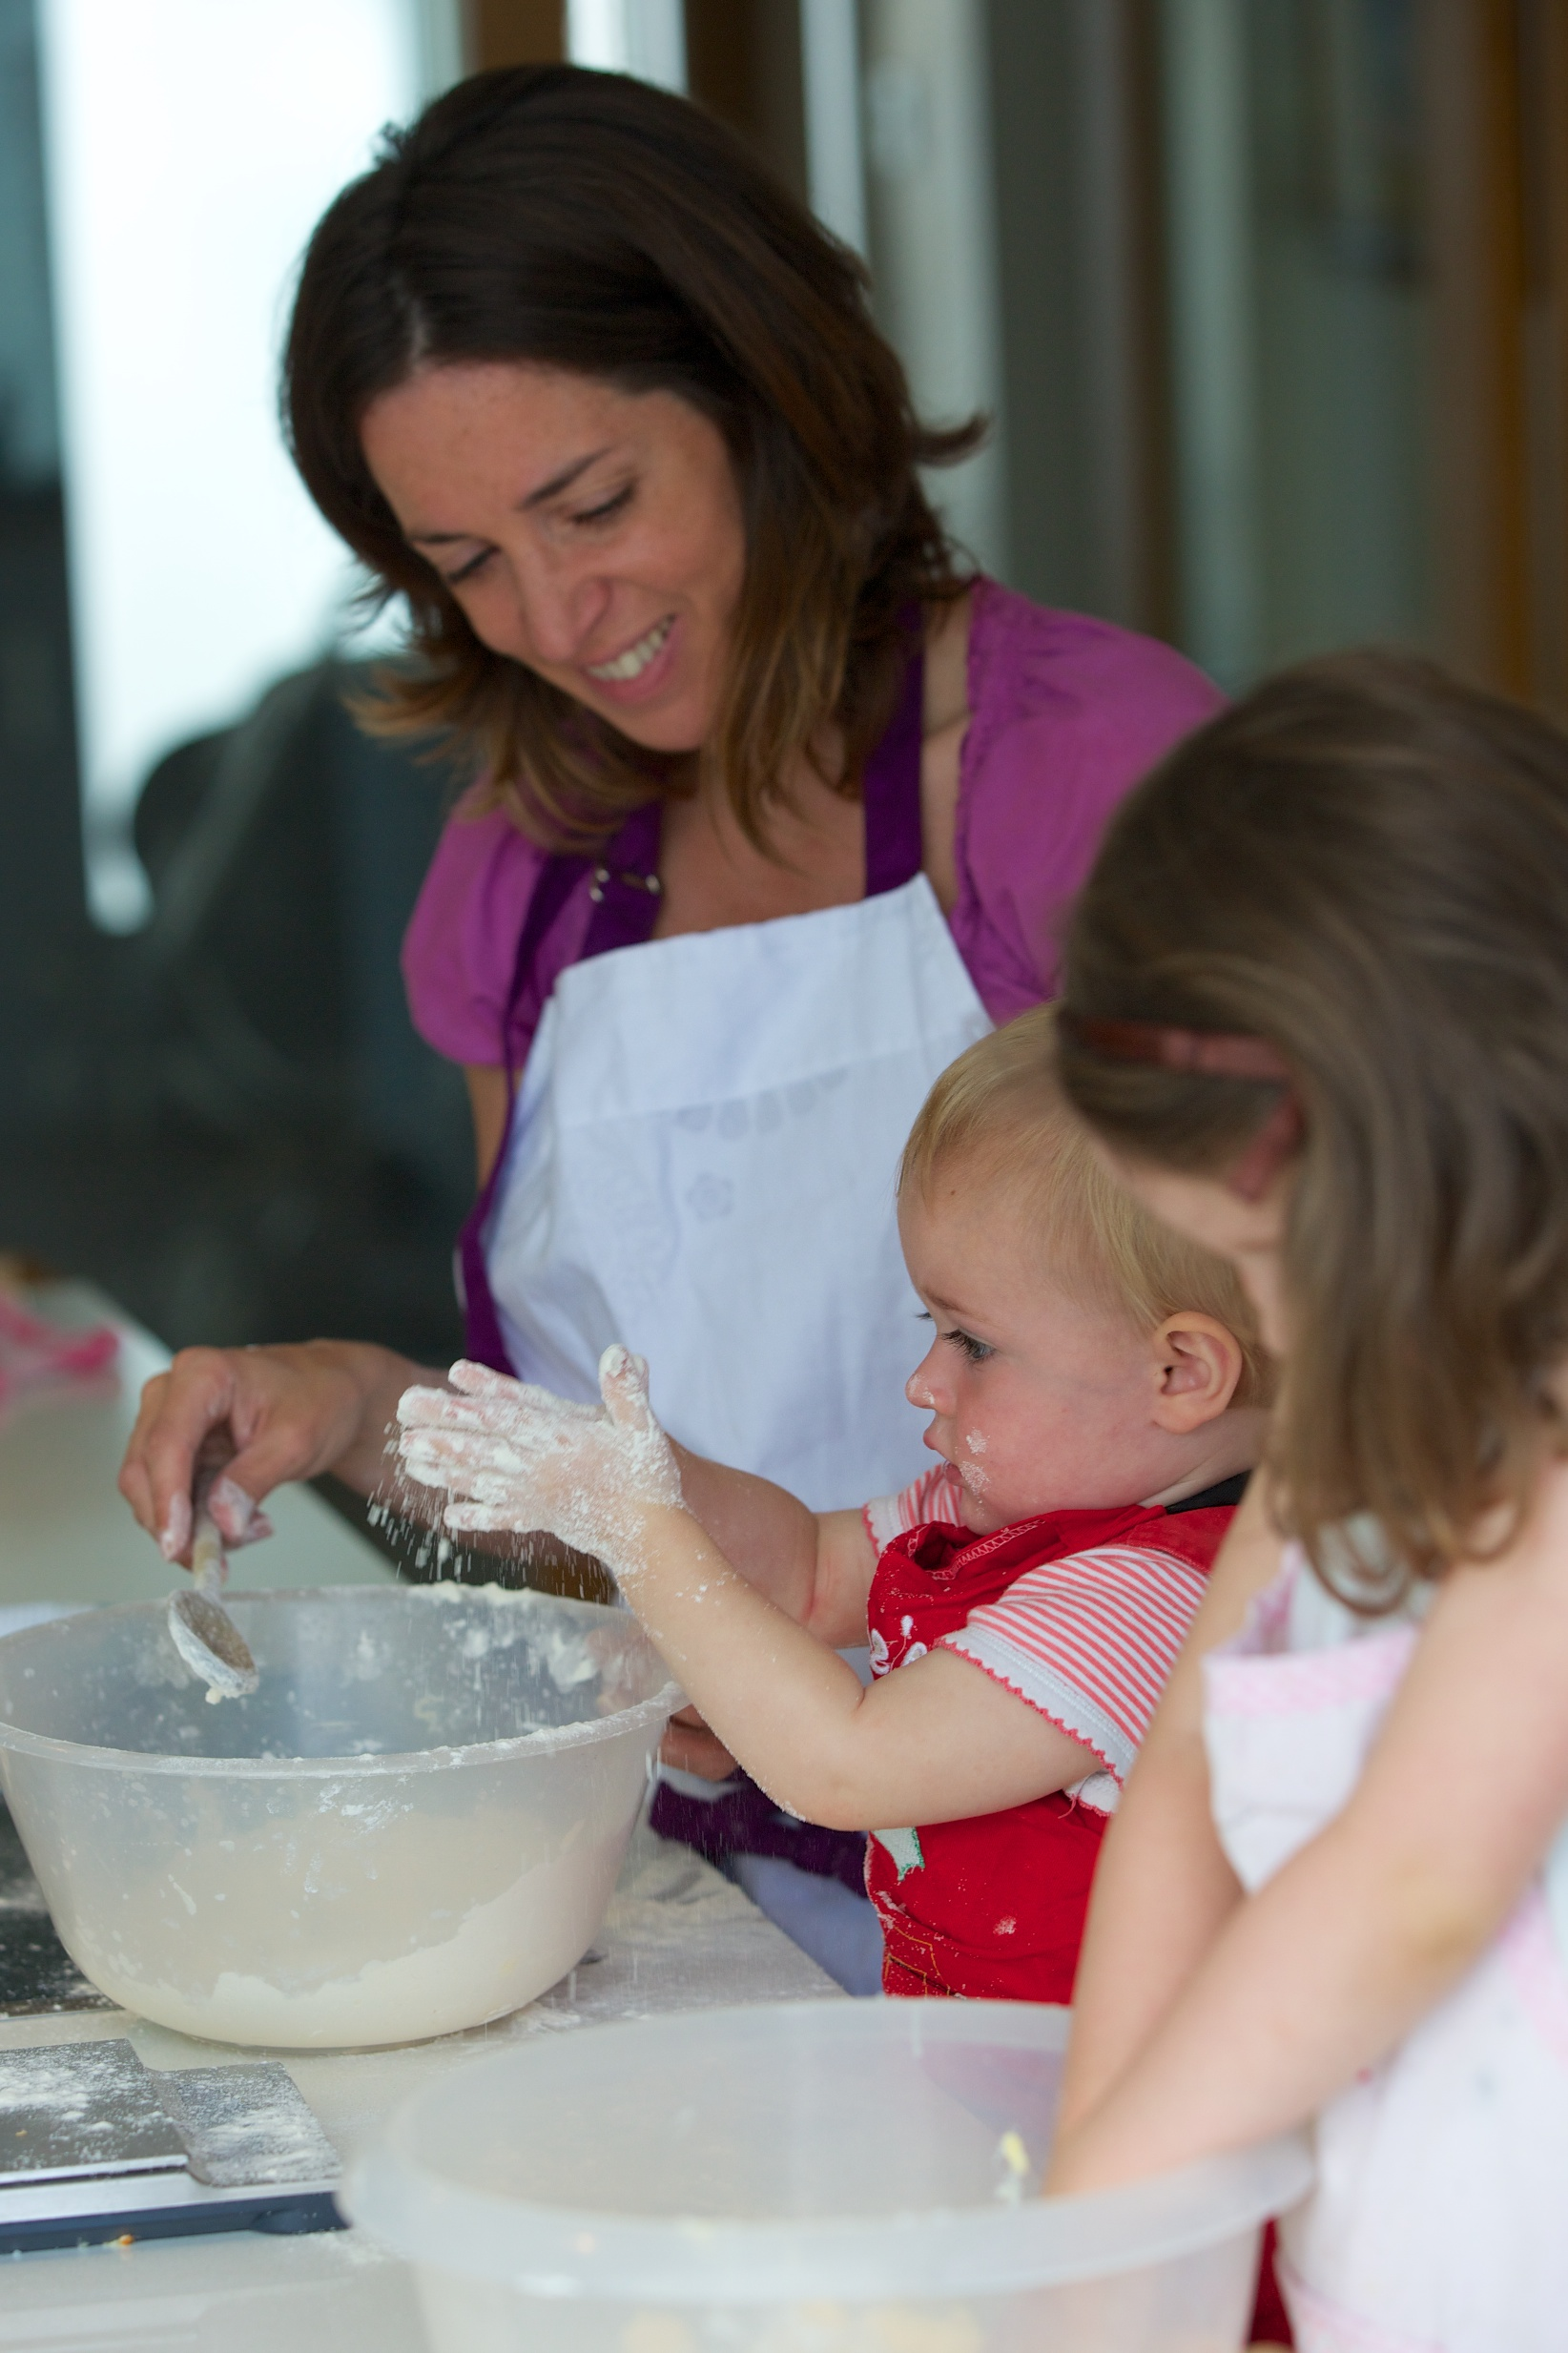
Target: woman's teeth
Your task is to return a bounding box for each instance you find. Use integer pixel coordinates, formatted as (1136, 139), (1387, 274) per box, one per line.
(586, 615), (674, 683)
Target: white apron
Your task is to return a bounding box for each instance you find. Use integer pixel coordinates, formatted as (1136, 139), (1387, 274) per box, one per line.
(482, 874), (990, 1511)
(1206, 1546), (1568, 2352)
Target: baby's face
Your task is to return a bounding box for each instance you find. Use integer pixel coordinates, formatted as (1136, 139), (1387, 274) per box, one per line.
(897, 1179), (1192, 1535)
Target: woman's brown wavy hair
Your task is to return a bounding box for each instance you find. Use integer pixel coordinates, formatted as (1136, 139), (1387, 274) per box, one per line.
(1056, 650), (1568, 1604)
(283, 63), (979, 851)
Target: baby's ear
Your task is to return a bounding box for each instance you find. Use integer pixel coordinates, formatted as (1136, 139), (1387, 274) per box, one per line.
(1151, 1314), (1244, 1427)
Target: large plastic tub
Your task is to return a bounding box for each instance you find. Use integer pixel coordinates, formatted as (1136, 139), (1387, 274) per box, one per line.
(0, 1584), (676, 2047)
(346, 1999), (1312, 2351)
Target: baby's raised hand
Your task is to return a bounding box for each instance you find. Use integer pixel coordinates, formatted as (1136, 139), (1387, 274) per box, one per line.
(396, 1349), (683, 1580)
(396, 1358), (602, 1440)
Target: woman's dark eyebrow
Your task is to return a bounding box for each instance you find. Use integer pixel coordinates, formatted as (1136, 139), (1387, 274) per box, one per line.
(408, 448), (615, 545)
(518, 448), (612, 509)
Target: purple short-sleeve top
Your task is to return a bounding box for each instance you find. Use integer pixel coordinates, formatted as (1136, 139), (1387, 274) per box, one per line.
(401, 580), (1222, 1073)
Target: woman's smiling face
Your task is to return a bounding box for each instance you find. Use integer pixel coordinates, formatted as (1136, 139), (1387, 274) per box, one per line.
(361, 360), (745, 753)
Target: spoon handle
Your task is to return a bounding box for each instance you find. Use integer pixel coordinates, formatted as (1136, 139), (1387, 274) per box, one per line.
(191, 1508), (227, 1598)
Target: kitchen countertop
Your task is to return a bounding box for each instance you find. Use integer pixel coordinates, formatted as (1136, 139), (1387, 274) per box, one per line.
(0, 1287), (843, 2347)
(0, 1825), (839, 2350)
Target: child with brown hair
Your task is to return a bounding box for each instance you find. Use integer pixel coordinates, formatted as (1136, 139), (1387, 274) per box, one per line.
(398, 1008), (1269, 2003)
(1042, 651), (1568, 2350)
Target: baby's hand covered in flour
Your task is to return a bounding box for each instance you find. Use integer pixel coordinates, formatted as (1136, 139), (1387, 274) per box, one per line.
(396, 1349), (684, 1581)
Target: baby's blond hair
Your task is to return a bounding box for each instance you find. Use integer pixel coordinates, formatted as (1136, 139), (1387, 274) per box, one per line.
(900, 1008), (1271, 1408)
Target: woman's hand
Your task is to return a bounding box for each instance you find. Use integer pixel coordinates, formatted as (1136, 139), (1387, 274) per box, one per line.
(119, 1340), (431, 1563)
(661, 1705), (739, 1780)
(398, 1348), (685, 1579)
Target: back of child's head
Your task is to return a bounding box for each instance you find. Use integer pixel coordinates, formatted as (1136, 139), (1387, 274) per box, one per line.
(1055, 647), (1568, 1593)
(901, 1006), (1269, 1408)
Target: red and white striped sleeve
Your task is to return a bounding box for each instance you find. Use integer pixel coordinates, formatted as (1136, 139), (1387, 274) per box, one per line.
(861, 1463), (967, 1554)
(940, 1544), (1207, 1802)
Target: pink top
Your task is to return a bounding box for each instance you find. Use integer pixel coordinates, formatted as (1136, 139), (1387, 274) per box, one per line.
(402, 580), (1223, 1071)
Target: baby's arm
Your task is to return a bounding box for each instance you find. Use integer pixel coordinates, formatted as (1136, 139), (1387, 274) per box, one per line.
(668, 1446), (877, 1650)
(616, 1530), (1095, 1828)
(655, 1451), (878, 1777)
(400, 1353), (1095, 1828)
(1051, 1465), (1568, 2195)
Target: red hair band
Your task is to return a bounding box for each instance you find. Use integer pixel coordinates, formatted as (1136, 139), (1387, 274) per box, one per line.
(1058, 1011), (1302, 1202)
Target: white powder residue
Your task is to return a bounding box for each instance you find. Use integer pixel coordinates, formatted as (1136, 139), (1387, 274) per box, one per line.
(348, 1630), (386, 1682)
(167, 1600), (255, 1704)
(0, 2055), (98, 2114)
(963, 1429), (987, 1455)
(958, 1460), (990, 1496)
(444, 1601), (598, 1694)
(70, 1822), (634, 2050)
(531, 1619), (600, 1692)
(398, 1348), (686, 1588)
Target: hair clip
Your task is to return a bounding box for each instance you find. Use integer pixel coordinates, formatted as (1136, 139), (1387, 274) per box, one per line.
(1058, 1012), (1291, 1083)
(1058, 1011), (1301, 1201)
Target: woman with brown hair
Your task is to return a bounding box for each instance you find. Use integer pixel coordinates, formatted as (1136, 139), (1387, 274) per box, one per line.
(118, 68), (1213, 1790)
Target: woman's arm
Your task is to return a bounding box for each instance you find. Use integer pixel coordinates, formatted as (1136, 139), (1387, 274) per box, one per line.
(119, 1341), (442, 1560)
(1051, 1464), (1568, 2193)
(464, 1063), (509, 1186)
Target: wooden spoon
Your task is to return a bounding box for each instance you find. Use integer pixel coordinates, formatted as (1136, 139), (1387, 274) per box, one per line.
(168, 1508), (258, 1703)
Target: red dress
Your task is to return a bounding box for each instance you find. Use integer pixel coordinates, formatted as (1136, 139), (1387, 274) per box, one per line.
(863, 1496), (1235, 2003)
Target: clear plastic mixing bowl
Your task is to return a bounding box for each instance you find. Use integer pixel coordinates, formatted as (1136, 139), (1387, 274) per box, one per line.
(346, 1999), (1312, 2351)
(0, 1584), (677, 2047)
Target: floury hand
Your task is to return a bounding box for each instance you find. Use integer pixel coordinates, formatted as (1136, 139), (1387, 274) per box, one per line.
(397, 1348), (685, 1580)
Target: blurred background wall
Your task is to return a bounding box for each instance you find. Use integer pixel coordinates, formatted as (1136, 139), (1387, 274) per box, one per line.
(0, 0), (1564, 1420)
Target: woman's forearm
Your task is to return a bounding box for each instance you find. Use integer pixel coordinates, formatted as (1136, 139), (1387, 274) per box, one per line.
(307, 1343), (446, 1496)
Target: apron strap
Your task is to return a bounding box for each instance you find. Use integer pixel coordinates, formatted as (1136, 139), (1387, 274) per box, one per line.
(578, 795), (665, 960)
(494, 796), (666, 1079)
(455, 796), (664, 1372)
(498, 630), (925, 1053)
(458, 629), (926, 1371)
(862, 628), (926, 897)
(456, 1187), (518, 1372)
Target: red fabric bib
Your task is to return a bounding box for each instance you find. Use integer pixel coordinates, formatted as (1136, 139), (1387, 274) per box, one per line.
(864, 1499), (1232, 2002)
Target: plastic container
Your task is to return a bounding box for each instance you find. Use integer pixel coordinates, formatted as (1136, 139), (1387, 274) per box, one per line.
(346, 1998), (1312, 2351)
(0, 1584), (676, 2048)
